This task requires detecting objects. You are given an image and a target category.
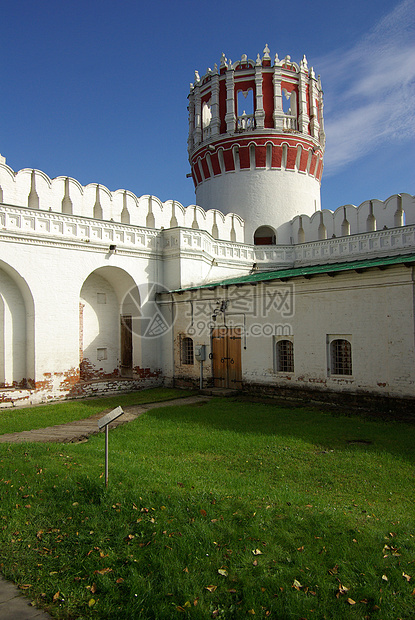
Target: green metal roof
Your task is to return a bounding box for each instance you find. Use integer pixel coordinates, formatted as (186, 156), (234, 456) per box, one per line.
(169, 253), (415, 293)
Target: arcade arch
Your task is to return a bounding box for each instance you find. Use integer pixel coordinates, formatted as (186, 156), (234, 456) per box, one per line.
(0, 262), (35, 387)
(79, 267), (142, 380)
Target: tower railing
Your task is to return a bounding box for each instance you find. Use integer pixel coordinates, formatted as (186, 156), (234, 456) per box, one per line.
(283, 115), (297, 131)
(236, 113), (255, 132)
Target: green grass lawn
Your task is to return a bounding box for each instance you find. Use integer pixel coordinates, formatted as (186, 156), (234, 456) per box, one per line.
(0, 387), (193, 434)
(0, 397), (414, 619)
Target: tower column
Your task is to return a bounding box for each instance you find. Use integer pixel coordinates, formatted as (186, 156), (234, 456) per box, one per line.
(210, 66), (221, 136)
(309, 68), (320, 140)
(187, 93), (195, 153)
(225, 65), (236, 133)
(194, 79), (202, 146)
(298, 56), (310, 135)
(273, 56), (284, 131)
(254, 60), (265, 130)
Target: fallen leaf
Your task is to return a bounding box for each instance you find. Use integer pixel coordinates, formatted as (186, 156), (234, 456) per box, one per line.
(403, 572), (411, 582)
(200, 509), (207, 517)
(292, 579), (302, 590)
(88, 599), (95, 607)
(218, 569), (228, 577)
(94, 568), (113, 575)
(91, 583), (97, 594)
(53, 591), (60, 602)
(116, 578), (124, 584)
(347, 598), (356, 605)
(297, 545), (305, 552)
(252, 549), (263, 555)
(253, 560), (258, 566)
(205, 585), (217, 592)
(382, 575), (388, 581)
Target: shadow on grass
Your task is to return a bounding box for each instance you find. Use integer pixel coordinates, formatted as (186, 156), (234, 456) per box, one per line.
(143, 397), (415, 463)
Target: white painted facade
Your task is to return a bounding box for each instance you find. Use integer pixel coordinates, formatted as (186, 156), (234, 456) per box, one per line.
(0, 47), (414, 408)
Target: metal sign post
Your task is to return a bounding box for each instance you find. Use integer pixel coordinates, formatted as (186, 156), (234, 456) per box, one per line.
(97, 406), (124, 487)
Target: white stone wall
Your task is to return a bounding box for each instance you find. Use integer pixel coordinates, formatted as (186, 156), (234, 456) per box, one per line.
(0, 164), (244, 242)
(196, 165), (322, 243)
(283, 193), (415, 244)
(167, 265), (415, 399)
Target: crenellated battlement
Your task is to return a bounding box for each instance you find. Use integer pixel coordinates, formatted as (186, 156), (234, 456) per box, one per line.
(283, 193), (415, 245)
(0, 163), (244, 243)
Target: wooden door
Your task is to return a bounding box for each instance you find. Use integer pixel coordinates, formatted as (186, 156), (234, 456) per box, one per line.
(227, 328), (242, 388)
(120, 315), (133, 375)
(212, 327), (242, 388)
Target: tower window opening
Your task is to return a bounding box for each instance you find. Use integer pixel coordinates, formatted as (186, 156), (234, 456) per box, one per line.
(236, 89), (254, 131)
(202, 101), (212, 128)
(254, 225), (276, 245)
(282, 88), (297, 130)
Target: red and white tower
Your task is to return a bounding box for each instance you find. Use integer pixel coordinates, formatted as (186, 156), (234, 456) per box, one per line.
(188, 45), (325, 244)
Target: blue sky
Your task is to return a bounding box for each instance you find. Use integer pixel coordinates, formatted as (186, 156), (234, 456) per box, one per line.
(1, 0), (414, 212)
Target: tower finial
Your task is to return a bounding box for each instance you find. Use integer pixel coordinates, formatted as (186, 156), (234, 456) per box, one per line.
(262, 44), (271, 61)
(220, 53), (227, 69)
(194, 70), (200, 83)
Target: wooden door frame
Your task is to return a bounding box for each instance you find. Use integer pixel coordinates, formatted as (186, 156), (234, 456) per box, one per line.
(211, 326), (242, 388)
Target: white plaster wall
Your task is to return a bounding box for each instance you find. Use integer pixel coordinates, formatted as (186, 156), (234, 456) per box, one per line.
(195, 167), (321, 243)
(168, 266), (415, 398)
(0, 236), (163, 390)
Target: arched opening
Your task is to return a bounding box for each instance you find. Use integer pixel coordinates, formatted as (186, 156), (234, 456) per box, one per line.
(236, 89), (254, 130)
(0, 262), (35, 387)
(254, 226), (276, 245)
(79, 267), (142, 380)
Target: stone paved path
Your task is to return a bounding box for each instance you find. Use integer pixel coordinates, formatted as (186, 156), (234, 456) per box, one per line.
(0, 395), (210, 444)
(0, 394), (210, 619)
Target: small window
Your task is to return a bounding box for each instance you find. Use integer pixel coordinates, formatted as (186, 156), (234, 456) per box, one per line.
(97, 347), (107, 361)
(276, 339), (294, 373)
(330, 339), (352, 375)
(181, 337), (194, 365)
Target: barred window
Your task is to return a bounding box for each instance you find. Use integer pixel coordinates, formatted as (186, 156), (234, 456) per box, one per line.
(330, 339), (352, 375)
(181, 337), (194, 365)
(276, 339), (294, 373)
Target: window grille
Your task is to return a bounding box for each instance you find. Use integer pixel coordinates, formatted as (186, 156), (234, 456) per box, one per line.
(277, 340), (294, 373)
(181, 337), (194, 365)
(331, 339), (352, 375)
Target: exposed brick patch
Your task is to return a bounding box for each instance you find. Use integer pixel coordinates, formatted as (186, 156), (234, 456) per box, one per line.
(133, 366), (162, 380)
(79, 358), (120, 381)
(35, 374), (53, 390)
(59, 367), (81, 390)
